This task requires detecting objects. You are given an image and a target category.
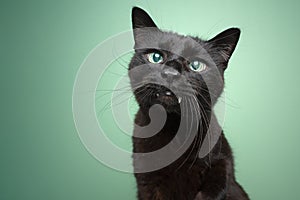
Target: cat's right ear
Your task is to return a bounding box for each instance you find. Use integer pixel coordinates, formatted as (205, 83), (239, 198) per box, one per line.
(132, 7), (157, 29)
(207, 28), (240, 68)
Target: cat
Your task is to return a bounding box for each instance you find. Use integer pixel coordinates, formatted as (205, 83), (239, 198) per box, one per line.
(129, 7), (249, 200)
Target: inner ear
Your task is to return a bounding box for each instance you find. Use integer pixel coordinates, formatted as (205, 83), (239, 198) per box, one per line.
(207, 28), (240, 65)
(132, 7), (158, 29)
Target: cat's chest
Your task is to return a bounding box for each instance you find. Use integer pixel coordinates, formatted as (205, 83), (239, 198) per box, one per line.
(147, 165), (205, 200)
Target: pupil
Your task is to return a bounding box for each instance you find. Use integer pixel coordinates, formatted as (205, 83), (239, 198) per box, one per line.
(193, 61), (199, 69)
(153, 54), (160, 62)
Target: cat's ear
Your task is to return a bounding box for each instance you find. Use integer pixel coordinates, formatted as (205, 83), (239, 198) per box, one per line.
(132, 7), (158, 29)
(207, 28), (240, 66)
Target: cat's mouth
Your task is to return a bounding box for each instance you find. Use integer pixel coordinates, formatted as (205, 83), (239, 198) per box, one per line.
(134, 84), (183, 112)
(155, 89), (182, 105)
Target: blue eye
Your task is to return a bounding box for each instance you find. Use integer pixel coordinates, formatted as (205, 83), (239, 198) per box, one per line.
(189, 60), (207, 72)
(147, 52), (163, 63)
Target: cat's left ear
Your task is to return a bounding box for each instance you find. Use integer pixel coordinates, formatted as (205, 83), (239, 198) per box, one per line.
(207, 28), (240, 67)
(132, 7), (158, 29)
(131, 7), (159, 48)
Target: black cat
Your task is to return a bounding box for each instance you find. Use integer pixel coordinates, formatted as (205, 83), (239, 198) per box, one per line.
(129, 7), (249, 200)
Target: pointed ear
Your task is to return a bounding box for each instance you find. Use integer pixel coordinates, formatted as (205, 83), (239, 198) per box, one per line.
(132, 7), (157, 29)
(207, 28), (240, 66)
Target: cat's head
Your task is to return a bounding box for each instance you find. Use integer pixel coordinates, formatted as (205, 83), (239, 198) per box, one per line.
(129, 7), (240, 114)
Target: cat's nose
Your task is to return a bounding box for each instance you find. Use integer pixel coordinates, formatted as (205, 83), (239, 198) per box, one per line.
(161, 67), (180, 82)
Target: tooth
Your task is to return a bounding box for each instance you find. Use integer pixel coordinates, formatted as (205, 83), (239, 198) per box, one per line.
(178, 96), (182, 103)
(166, 91), (171, 96)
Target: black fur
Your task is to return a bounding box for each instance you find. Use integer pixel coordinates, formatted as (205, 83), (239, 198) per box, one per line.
(129, 7), (249, 200)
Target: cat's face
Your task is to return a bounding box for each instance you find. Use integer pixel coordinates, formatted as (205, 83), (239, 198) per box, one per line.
(129, 7), (240, 113)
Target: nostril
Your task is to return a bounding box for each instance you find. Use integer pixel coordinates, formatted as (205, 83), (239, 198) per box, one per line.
(161, 67), (180, 83)
(162, 68), (180, 77)
(164, 68), (179, 76)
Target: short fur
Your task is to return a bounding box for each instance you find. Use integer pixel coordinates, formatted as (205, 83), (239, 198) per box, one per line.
(129, 7), (249, 200)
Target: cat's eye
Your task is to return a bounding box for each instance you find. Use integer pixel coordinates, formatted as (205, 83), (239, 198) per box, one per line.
(188, 60), (207, 72)
(147, 52), (164, 64)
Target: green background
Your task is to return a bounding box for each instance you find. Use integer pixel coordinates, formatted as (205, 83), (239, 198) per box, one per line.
(1, 0), (300, 199)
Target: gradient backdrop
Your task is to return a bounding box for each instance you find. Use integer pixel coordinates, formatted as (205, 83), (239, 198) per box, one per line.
(1, 0), (300, 199)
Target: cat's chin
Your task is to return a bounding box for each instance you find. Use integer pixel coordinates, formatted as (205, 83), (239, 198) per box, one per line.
(139, 99), (181, 114)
